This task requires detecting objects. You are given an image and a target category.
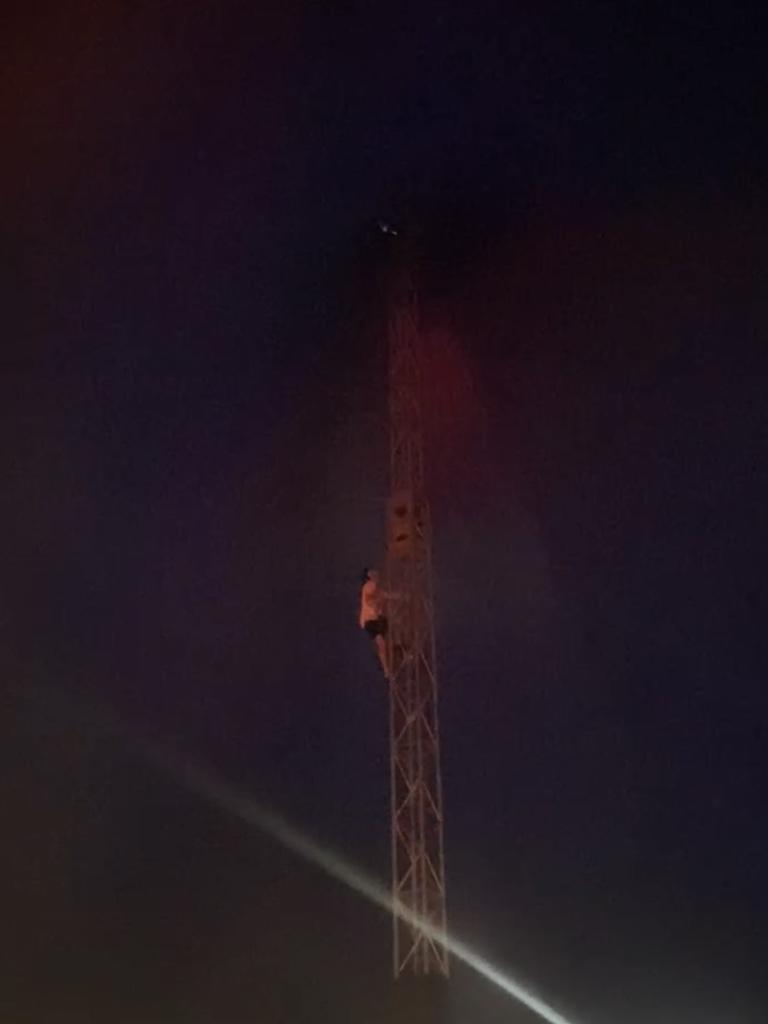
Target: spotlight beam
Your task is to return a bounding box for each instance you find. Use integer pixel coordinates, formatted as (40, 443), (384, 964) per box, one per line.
(19, 683), (581, 1024)
(154, 751), (580, 1024)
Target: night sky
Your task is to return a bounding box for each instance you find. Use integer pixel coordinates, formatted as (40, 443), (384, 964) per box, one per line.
(3, 3), (767, 1022)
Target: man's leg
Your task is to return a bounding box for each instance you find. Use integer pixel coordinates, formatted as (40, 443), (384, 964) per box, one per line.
(375, 634), (390, 680)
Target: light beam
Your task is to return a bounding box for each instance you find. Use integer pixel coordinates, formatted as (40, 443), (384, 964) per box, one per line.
(149, 748), (581, 1024)
(20, 682), (581, 1024)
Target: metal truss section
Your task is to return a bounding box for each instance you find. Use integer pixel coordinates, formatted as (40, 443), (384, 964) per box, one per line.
(386, 267), (449, 979)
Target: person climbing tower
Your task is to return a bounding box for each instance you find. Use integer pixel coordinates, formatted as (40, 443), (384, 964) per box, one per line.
(359, 567), (390, 679)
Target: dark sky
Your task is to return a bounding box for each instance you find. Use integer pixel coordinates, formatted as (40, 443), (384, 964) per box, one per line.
(3, 3), (767, 1022)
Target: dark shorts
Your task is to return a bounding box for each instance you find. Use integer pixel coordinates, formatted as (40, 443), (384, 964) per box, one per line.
(364, 616), (388, 639)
